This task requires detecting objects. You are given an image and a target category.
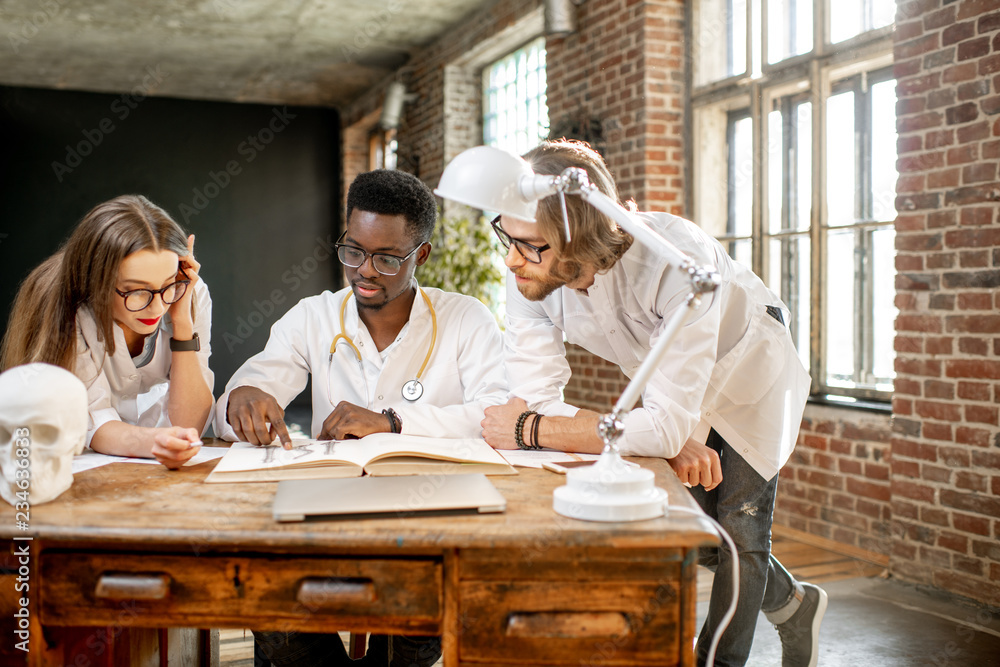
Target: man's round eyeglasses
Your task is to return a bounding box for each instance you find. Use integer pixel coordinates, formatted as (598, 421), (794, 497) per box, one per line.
(490, 216), (550, 264)
(115, 271), (191, 312)
(334, 232), (423, 276)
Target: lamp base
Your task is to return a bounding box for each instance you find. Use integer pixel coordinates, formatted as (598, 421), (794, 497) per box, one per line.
(553, 450), (668, 522)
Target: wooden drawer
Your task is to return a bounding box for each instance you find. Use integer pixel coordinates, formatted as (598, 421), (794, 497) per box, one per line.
(40, 551), (441, 633)
(458, 579), (682, 666)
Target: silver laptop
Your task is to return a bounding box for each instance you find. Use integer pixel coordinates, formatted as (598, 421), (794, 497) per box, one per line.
(272, 473), (507, 522)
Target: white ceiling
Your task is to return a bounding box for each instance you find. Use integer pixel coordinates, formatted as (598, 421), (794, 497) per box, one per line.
(0, 0), (493, 107)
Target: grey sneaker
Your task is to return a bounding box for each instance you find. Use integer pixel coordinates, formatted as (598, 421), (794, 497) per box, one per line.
(775, 583), (828, 667)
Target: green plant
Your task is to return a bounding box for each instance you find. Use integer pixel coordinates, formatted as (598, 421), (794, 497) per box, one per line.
(417, 214), (504, 315)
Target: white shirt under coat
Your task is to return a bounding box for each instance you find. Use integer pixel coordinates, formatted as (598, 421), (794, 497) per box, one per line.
(503, 212), (810, 481)
(74, 279), (215, 447)
(215, 284), (508, 441)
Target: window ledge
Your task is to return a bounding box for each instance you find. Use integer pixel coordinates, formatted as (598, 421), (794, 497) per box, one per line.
(807, 394), (891, 414)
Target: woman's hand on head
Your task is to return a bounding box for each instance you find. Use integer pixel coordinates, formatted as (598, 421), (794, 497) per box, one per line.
(169, 234), (200, 332)
(152, 426), (202, 469)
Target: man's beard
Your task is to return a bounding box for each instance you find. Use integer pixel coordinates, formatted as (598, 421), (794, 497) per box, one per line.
(514, 260), (582, 301)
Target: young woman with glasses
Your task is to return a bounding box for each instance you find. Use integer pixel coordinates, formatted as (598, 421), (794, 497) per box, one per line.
(0, 195), (213, 468)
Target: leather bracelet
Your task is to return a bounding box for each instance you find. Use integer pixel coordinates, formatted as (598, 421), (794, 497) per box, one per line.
(382, 408), (401, 434)
(515, 410), (537, 450)
(530, 414), (542, 450)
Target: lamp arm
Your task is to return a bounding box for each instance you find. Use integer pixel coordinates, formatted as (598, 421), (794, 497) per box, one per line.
(573, 182), (722, 452)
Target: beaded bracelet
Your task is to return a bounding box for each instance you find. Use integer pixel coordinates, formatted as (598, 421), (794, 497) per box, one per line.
(515, 410), (537, 450)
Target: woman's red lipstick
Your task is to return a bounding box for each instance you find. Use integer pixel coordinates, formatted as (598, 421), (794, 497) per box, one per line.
(137, 316), (161, 326)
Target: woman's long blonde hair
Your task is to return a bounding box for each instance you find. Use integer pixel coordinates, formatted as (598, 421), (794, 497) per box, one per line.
(522, 139), (633, 272)
(1, 195), (189, 372)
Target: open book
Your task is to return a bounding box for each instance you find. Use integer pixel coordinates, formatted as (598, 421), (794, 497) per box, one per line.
(204, 434), (517, 483)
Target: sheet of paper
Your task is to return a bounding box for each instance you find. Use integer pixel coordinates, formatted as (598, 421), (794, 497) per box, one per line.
(72, 446), (230, 474)
(498, 450), (602, 469)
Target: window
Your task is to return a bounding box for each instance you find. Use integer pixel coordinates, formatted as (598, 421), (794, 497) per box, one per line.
(483, 37), (549, 155)
(691, 0), (896, 400)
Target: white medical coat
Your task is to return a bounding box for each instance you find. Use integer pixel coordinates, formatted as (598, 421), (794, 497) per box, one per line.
(74, 279), (215, 447)
(215, 284), (507, 440)
(504, 212), (810, 480)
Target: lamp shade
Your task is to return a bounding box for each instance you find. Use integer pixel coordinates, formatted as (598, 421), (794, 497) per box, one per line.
(434, 146), (540, 221)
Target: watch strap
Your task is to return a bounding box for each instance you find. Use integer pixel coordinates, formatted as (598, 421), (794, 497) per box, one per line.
(169, 333), (200, 352)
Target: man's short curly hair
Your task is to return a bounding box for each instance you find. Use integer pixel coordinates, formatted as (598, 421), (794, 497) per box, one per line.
(346, 169), (438, 243)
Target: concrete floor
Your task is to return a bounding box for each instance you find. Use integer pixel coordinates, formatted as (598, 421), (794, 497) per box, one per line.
(697, 576), (1000, 666)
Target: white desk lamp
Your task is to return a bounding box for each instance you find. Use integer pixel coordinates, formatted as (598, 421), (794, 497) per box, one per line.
(435, 146), (721, 522)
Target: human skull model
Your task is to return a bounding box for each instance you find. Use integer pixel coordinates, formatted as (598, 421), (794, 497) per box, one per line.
(0, 363), (88, 505)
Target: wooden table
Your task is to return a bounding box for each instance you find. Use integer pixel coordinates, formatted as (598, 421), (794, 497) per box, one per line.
(1, 455), (717, 666)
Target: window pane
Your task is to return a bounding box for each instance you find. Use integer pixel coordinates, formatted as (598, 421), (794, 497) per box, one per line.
(694, 0), (747, 84)
(870, 79), (898, 222)
(795, 101), (812, 231)
(768, 234), (811, 369)
(483, 37), (548, 152)
(826, 91), (856, 227)
(825, 228), (856, 386)
(726, 238), (754, 269)
(730, 116), (754, 237)
(831, 0), (893, 43)
(768, 108), (784, 234)
(767, 0), (813, 64)
(871, 226), (896, 385)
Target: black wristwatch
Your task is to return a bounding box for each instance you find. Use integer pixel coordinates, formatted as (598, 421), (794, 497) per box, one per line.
(169, 333), (200, 352)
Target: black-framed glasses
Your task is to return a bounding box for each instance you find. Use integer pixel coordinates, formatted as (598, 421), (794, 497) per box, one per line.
(115, 270), (191, 312)
(490, 216), (551, 264)
(334, 232), (423, 276)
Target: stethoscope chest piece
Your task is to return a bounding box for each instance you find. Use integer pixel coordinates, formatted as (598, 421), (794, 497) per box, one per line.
(402, 379), (424, 402)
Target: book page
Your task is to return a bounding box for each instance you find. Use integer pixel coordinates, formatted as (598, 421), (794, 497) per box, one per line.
(209, 439), (367, 474)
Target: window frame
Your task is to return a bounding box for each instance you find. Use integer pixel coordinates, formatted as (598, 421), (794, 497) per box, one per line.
(689, 0), (896, 402)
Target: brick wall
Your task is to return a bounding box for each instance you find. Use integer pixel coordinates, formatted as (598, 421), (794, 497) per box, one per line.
(891, 0), (1000, 604)
(545, 0), (686, 214)
(775, 406), (893, 559)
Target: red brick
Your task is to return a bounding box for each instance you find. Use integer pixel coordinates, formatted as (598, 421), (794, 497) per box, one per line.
(897, 314), (943, 332)
(947, 359), (1000, 379)
(983, 12), (1000, 33)
(929, 87), (957, 109)
(924, 4), (957, 29)
(803, 434), (829, 450)
(958, 336), (989, 354)
(938, 532), (969, 553)
(947, 102), (980, 124)
(957, 79), (992, 101)
(957, 381), (991, 401)
(894, 460), (921, 478)
(957, 36), (991, 61)
(943, 62), (978, 83)
(922, 508), (950, 527)
(964, 406), (999, 425)
(989, 140), (1000, 161)
(960, 207), (996, 226)
(894, 480), (937, 503)
(924, 465), (953, 483)
(897, 95), (928, 116)
(925, 129), (955, 148)
(957, 120), (991, 142)
(942, 489), (1000, 517)
(926, 336), (954, 355)
(927, 209), (957, 227)
(957, 0), (1000, 21)
(953, 512), (990, 536)
(839, 459), (863, 475)
(928, 167), (961, 187)
(981, 54), (1000, 75)
(898, 33), (942, 60)
(981, 95), (1000, 116)
(946, 144), (979, 164)
(915, 399), (963, 421)
(945, 313), (1000, 332)
(942, 20), (977, 46)
(956, 471), (987, 492)
(866, 463), (891, 481)
(953, 555), (984, 576)
(924, 422), (953, 440)
(963, 162), (998, 183)
(924, 380), (955, 398)
(895, 214), (927, 233)
(892, 438), (938, 462)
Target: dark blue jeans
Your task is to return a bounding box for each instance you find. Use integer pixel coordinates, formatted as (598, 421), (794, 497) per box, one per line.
(253, 631), (441, 667)
(688, 429), (797, 667)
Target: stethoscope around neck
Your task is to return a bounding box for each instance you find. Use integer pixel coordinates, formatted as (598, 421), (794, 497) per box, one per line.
(328, 287), (438, 402)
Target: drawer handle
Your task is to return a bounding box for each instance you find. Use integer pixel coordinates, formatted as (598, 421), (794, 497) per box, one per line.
(506, 612), (630, 638)
(95, 573), (171, 601)
(297, 578), (376, 608)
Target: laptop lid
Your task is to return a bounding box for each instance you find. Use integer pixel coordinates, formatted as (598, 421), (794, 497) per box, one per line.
(272, 473), (507, 522)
